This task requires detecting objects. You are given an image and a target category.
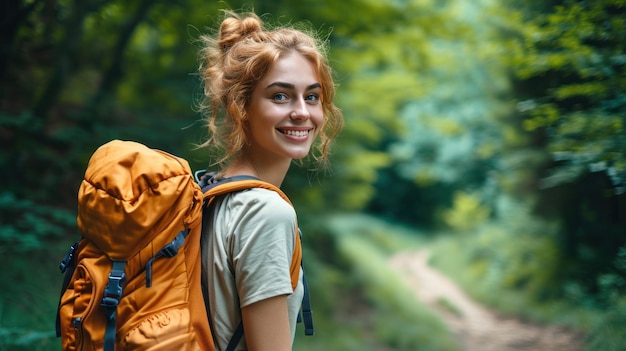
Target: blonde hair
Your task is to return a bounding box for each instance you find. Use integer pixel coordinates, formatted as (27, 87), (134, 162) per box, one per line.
(197, 11), (343, 168)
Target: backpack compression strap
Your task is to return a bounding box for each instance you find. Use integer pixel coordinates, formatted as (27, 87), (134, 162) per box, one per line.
(101, 261), (127, 351)
(56, 241), (80, 337)
(54, 231), (192, 346)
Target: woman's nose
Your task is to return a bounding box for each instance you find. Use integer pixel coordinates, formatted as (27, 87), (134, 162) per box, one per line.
(290, 99), (310, 120)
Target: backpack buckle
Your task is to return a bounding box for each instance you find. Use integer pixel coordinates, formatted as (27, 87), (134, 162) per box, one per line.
(144, 230), (190, 287)
(59, 241), (80, 273)
(100, 261), (126, 351)
(101, 261), (126, 308)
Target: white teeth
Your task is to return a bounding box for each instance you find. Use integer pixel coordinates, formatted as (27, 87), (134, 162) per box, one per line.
(282, 130), (309, 137)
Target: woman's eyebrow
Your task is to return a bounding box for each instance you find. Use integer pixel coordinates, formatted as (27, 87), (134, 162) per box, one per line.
(266, 82), (321, 90)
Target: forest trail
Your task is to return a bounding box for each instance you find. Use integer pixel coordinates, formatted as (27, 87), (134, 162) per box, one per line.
(390, 251), (586, 351)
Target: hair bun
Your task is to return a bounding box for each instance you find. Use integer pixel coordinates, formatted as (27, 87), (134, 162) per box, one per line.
(218, 14), (263, 53)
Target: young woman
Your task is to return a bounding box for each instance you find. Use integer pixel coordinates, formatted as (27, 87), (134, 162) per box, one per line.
(197, 11), (343, 351)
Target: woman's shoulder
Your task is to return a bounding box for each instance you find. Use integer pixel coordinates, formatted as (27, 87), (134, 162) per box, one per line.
(225, 187), (295, 218)
(220, 188), (297, 240)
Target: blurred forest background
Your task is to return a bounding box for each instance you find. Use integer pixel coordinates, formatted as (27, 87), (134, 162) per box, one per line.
(1, 0), (625, 350)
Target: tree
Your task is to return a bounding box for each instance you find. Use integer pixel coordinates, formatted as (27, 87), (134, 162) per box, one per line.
(502, 0), (626, 306)
(507, 0), (626, 195)
(357, 0), (514, 226)
(0, 0), (221, 250)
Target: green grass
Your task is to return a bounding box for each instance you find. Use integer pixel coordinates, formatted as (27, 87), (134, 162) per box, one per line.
(325, 212), (426, 255)
(0, 242), (69, 351)
(318, 213), (461, 351)
(584, 300), (626, 351)
(436, 297), (463, 318)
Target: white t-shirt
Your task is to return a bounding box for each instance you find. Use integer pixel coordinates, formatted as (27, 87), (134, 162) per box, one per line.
(202, 187), (304, 351)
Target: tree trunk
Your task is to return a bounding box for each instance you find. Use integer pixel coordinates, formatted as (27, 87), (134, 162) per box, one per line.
(91, 0), (159, 110)
(32, 0), (92, 118)
(0, 0), (42, 101)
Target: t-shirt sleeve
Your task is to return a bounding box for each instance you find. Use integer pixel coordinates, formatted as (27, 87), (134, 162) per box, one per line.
(226, 188), (297, 308)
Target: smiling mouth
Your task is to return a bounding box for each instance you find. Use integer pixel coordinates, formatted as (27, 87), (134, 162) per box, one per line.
(278, 129), (311, 137)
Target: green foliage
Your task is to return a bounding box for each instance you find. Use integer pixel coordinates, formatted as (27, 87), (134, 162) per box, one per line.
(332, 150), (392, 209)
(0, 330), (56, 351)
(436, 297), (463, 318)
(440, 191), (491, 232)
(0, 192), (76, 252)
(387, 0), (512, 185)
(505, 0), (626, 193)
(362, 0), (516, 228)
(444, 206), (564, 302)
(476, 226), (561, 299)
(585, 298), (626, 351)
(0, 243), (68, 350)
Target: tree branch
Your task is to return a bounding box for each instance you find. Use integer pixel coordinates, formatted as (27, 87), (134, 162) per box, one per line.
(91, 0), (160, 109)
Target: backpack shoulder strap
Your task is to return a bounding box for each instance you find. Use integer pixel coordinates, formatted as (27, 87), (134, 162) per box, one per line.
(201, 177), (299, 282)
(196, 170), (292, 205)
(200, 174), (312, 338)
(203, 179), (293, 206)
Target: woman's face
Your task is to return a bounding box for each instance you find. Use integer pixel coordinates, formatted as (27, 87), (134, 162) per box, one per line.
(245, 52), (323, 163)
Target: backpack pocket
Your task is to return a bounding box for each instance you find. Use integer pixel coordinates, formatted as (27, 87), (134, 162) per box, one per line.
(120, 307), (199, 351)
(59, 255), (109, 351)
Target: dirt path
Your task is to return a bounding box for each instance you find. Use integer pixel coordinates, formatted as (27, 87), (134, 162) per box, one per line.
(390, 251), (586, 351)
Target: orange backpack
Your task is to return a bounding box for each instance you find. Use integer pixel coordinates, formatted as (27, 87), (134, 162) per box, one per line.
(56, 140), (312, 351)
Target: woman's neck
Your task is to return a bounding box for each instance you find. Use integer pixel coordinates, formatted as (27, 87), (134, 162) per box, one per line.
(222, 156), (291, 188)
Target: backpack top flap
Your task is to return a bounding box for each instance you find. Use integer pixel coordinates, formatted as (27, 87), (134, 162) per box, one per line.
(77, 140), (203, 260)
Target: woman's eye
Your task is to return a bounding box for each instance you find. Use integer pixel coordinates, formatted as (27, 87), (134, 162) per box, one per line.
(273, 93), (288, 101)
(305, 93), (320, 102)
